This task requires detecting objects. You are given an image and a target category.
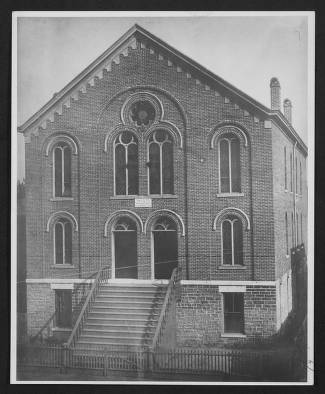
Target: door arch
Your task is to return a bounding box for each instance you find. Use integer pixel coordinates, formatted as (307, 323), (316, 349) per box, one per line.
(151, 217), (178, 279)
(112, 217), (138, 279)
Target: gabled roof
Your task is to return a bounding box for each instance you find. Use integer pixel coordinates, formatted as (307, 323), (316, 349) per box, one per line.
(18, 24), (307, 154)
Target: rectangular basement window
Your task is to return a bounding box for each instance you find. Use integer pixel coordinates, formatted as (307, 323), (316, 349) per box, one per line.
(223, 292), (245, 335)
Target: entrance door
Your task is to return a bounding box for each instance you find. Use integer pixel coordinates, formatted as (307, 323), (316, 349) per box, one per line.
(152, 217), (178, 279)
(113, 217), (138, 279)
(55, 290), (72, 328)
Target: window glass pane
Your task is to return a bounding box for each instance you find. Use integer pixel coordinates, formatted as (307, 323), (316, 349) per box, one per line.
(231, 138), (241, 192)
(220, 140), (230, 193)
(127, 143), (138, 195)
(63, 147), (72, 197)
(64, 221), (72, 265)
(284, 148), (287, 189)
(224, 293), (244, 333)
(233, 220), (243, 265)
(222, 221), (232, 265)
(162, 142), (174, 194)
(54, 148), (62, 197)
(285, 213), (289, 255)
(55, 223), (63, 264)
(149, 143), (160, 194)
(115, 144), (126, 195)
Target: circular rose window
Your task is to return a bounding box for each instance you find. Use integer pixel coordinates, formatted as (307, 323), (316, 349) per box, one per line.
(130, 100), (156, 126)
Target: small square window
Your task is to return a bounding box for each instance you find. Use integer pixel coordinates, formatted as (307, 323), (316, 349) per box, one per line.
(223, 293), (244, 334)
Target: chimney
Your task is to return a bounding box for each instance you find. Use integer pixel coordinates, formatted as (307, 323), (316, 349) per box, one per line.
(270, 77), (281, 110)
(283, 98), (292, 123)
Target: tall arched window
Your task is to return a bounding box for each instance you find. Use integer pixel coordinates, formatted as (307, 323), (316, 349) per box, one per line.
(54, 218), (72, 265)
(285, 212), (289, 255)
(114, 131), (138, 196)
(148, 130), (174, 195)
(219, 135), (241, 193)
(53, 143), (72, 197)
(221, 215), (243, 265)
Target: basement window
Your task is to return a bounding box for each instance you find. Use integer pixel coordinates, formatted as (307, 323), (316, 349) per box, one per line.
(223, 293), (244, 334)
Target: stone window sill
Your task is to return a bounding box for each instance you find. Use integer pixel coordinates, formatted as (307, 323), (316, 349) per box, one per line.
(216, 193), (244, 198)
(221, 333), (246, 338)
(110, 195), (178, 199)
(218, 265), (246, 270)
(51, 265), (75, 269)
(50, 197), (73, 201)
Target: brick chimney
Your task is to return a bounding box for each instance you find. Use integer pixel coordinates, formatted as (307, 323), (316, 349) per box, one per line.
(270, 77), (281, 111)
(283, 98), (292, 123)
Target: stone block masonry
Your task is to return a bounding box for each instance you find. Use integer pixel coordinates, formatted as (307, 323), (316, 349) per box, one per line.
(176, 284), (277, 347)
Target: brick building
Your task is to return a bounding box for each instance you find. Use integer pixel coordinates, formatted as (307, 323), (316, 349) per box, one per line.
(18, 25), (307, 348)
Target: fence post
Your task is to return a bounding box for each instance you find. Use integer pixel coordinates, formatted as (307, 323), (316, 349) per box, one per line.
(148, 347), (154, 373)
(60, 345), (68, 374)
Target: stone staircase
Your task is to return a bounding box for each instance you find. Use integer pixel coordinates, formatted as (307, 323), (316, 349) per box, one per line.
(75, 283), (167, 349)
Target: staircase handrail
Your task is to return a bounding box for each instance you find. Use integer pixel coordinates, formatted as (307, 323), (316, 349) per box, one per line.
(65, 266), (110, 348)
(152, 267), (178, 350)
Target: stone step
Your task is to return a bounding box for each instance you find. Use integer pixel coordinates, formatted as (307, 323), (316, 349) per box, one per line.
(78, 335), (151, 345)
(96, 294), (166, 302)
(87, 315), (158, 325)
(93, 299), (164, 308)
(82, 328), (154, 337)
(88, 310), (159, 320)
(91, 305), (156, 314)
(84, 322), (156, 331)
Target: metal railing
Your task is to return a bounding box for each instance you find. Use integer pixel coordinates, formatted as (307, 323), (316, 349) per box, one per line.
(30, 312), (57, 344)
(29, 271), (98, 344)
(65, 266), (110, 348)
(152, 267), (180, 350)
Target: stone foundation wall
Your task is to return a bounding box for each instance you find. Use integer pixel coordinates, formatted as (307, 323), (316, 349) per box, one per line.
(176, 284), (277, 347)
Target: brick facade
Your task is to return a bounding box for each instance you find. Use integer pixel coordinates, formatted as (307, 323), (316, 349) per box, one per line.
(20, 25), (307, 344)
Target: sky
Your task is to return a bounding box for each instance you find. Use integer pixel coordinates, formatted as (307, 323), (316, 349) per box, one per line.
(16, 13), (310, 180)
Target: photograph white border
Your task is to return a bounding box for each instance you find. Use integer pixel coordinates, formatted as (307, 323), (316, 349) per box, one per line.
(11, 10), (315, 385)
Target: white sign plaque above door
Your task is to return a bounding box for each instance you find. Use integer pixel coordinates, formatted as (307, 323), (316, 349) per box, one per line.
(135, 198), (152, 208)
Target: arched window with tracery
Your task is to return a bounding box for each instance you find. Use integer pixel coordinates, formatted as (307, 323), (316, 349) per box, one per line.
(114, 131), (139, 196)
(54, 218), (72, 265)
(221, 215), (243, 266)
(219, 134), (241, 193)
(53, 142), (72, 197)
(148, 130), (174, 195)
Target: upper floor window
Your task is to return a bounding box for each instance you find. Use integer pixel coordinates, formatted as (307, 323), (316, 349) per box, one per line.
(284, 147), (287, 190)
(285, 212), (289, 255)
(54, 218), (72, 265)
(53, 143), (72, 197)
(114, 131), (139, 196)
(147, 130), (174, 195)
(130, 100), (156, 127)
(300, 161), (302, 195)
(221, 215), (243, 266)
(219, 135), (241, 193)
(290, 153), (293, 192)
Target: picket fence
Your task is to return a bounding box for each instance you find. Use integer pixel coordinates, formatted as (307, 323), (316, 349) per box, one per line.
(17, 344), (295, 380)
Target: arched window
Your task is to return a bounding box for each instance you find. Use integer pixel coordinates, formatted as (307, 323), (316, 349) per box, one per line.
(221, 215), (243, 265)
(219, 135), (241, 193)
(114, 131), (139, 196)
(53, 143), (72, 197)
(54, 218), (72, 265)
(285, 212), (289, 255)
(148, 130), (174, 195)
